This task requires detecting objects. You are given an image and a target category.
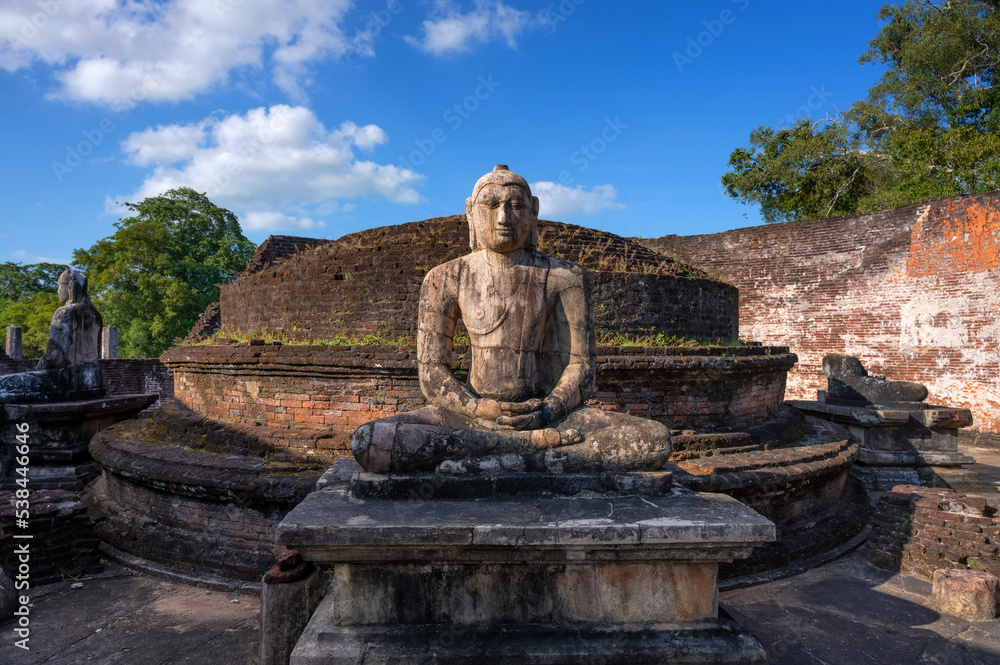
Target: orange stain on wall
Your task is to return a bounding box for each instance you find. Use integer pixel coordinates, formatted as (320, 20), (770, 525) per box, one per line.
(908, 201), (1000, 276)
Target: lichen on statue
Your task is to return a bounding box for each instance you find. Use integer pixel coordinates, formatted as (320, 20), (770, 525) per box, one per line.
(0, 270), (104, 404)
(351, 165), (671, 474)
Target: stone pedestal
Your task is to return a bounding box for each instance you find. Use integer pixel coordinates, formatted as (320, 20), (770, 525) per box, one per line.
(0, 394), (157, 490)
(272, 460), (775, 664)
(787, 397), (981, 492)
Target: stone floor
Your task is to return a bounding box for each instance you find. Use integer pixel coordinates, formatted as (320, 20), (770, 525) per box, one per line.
(3, 440), (999, 664)
(723, 550), (1000, 665)
(962, 444), (1000, 496)
(0, 566), (259, 664)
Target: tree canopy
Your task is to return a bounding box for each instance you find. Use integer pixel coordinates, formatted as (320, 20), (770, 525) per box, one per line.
(0, 262), (68, 357)
(73, 188), (255, 357)
(0, 262), (68, 301)
(723, 0), (1000, 223)
(0, 291), (61, 358)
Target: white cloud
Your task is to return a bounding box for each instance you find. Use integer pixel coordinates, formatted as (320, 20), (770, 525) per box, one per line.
(405, 0), (532, 55)
(530, 182), (626, 219)
(116, 105), (422, 233)
(0, 0), (359, 105)
(242, 211), (325, 232)
(123, 122), (208, 166)
(10, 249), (71, 265)
(333, 121), (388, 151)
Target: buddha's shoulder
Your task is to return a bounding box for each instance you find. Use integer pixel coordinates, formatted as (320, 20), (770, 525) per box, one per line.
(534, 252), (585, 285)
(423, 256), (466, 280)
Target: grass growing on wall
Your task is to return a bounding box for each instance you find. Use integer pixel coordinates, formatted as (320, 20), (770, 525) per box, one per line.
(196, 328), (745, 348)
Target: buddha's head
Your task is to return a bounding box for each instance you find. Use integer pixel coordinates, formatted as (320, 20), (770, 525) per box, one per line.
(466, 165), (540, 253)
(57, 269), (88, 305)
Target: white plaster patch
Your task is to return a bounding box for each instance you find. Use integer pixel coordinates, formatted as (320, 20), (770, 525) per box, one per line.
(900, 296), (969, 349)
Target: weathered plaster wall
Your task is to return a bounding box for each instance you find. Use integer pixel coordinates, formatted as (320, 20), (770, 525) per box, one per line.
(643, 192), (1000, 433)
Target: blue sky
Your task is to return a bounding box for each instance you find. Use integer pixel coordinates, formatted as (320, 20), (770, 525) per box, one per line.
(0, 0), (890, 266)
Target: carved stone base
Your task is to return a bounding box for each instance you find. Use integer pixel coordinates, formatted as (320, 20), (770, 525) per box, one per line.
(274, 460), (774, 665)
(788, 398), (978, 492)
(0, 394), (157, 490)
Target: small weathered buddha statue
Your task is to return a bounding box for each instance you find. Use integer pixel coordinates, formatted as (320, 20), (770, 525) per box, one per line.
(351, 165), (671, 474)
(823, 353), (929, 405)
(0, 269), (103, 403)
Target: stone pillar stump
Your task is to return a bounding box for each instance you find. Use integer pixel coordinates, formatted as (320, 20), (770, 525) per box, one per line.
(5, 325), (21, 360)
(101, 326), (119, 359)
(932, 568), (999, 621)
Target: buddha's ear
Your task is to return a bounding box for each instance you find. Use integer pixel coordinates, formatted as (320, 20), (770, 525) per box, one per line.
(531, 196), (540, 218)
(466, 197), (477, 250)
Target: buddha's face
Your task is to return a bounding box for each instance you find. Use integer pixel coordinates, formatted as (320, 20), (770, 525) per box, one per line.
(468, 183), (538, 253)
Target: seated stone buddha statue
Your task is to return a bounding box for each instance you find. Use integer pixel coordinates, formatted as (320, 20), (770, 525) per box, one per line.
(351, 165), (671, 474)
(0, 269), (103, 404)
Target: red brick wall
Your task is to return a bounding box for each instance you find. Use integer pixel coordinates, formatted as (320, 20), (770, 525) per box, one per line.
(643, 192), (1000, 433)
(162, 344), (795, 454)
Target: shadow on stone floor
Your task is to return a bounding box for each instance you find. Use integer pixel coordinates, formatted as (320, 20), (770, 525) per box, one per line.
(722, 549), (1000, 665)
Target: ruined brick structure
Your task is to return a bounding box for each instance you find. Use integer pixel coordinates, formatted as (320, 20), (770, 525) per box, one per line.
(868, 485), (1000, 580)
(0, 489), (103, 585)
(219, 217), (738, 343)
(642, 191), (1000, 435)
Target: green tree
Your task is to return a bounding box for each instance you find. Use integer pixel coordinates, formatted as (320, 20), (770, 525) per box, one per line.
(0, 262), (68, 301)
(723, 0), (1000, 223)
(73, 188), (255, 357)
(0, 291), (61, 358)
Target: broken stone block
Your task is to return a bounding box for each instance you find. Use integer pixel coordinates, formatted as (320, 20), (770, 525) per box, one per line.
(931, 568), (999, 621)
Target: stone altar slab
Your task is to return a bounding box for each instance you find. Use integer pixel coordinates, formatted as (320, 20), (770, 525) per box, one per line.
(787, 397), (982, 492)
(276, 460), (774, 664)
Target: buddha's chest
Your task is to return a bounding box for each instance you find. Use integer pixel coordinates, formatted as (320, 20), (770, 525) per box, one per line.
(459, 264), (549, 343)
